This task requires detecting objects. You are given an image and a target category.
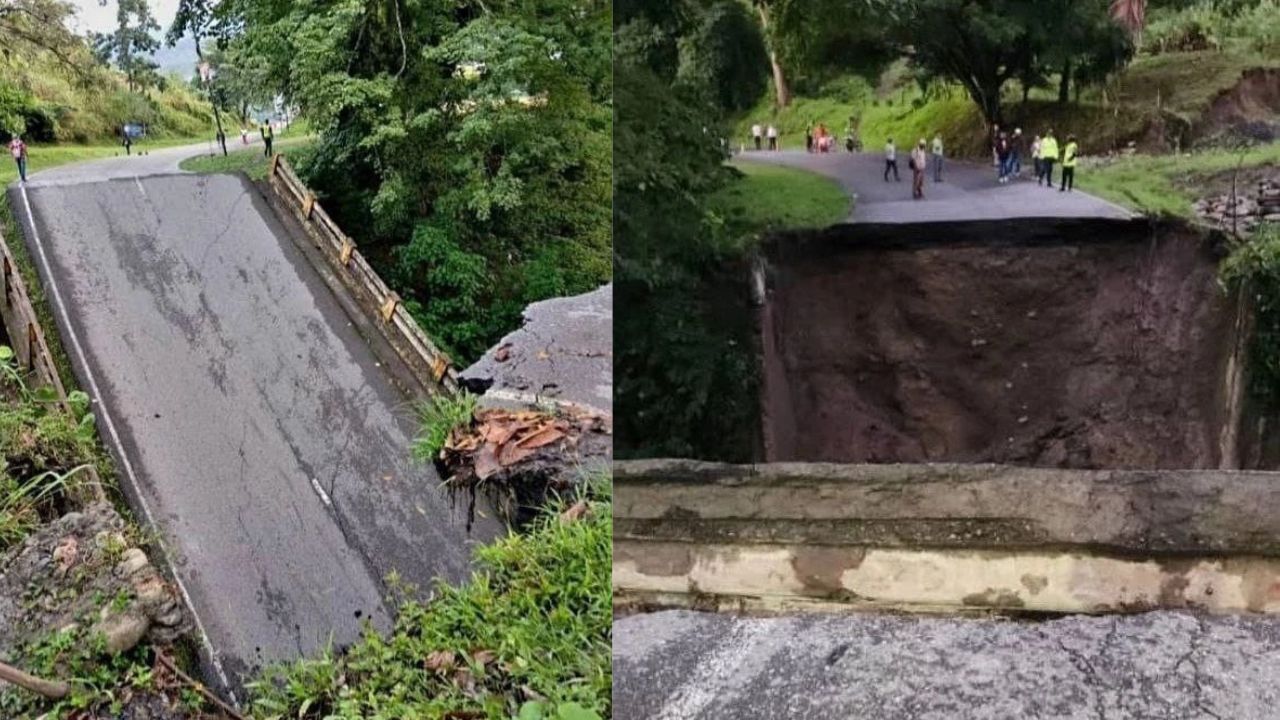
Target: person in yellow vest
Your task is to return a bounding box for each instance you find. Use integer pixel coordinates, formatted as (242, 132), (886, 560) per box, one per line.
(260, 119), (274, 157)
(1038, 130), (1059, 188)
(1060, 134), (1079, 192)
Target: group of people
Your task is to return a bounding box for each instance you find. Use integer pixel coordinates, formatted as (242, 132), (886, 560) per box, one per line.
(991, 125), (1080, 191)
(749, 122), (780, 151)
(883, 135), (945, 200)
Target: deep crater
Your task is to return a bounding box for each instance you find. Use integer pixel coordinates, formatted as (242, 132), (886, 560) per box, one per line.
(756, 217), (1275, 469)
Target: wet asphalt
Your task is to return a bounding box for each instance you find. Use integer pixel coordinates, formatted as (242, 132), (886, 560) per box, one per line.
(736, 150), (1135, 223)
(8, 166), (498, 698)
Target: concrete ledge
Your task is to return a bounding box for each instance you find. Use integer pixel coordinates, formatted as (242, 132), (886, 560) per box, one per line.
(616, 459), (1280, 557)
(615, 459), (1280, 614)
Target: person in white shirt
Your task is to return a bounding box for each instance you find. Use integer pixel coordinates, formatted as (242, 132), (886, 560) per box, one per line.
(766, 124), (778, 150)
(751, 123), (763, 151)
(884, 138), (900, 182)
(911, 139), (928, 199)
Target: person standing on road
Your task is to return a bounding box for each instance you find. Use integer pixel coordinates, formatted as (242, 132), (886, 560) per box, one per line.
(996, 131), (1011, 183)
(9, 134), (28, 183)
(751, 122), (763, 151)
(1040, 130), (1059, 188)
(1060, 134), (1079, 192)
(767, 124), (778, 151)
(261, 119), (274, 157)
(930, 133), (944, 182)
(1011, 128), (1024, 177)
(1031, 134), (1043, 183)
(911, 139), (928, 199)
(240, 126), (249, 145)
(805, 125), (814, 153)
(884, 138), (900, 182)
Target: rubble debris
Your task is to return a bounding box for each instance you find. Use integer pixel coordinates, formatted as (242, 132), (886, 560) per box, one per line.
(1194, 177), (1280, 235)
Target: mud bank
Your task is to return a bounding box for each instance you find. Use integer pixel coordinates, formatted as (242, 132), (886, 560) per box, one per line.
(757, 218), (1266, 468)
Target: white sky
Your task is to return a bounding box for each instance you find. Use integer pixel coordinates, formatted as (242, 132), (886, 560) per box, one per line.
(66, 0), (181, 36)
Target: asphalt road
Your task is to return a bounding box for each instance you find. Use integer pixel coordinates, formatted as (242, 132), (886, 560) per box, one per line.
(736, 150), (1133, 223)
(615, 609), (1280, 720)
(9, 160), (498, 700)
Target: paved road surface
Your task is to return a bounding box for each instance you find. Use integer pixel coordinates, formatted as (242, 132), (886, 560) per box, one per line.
(737, 150), (1133, 223)
(615, 609), (1280, 719)
(8, 149), (498, 700)
(461, 284), (612, 415)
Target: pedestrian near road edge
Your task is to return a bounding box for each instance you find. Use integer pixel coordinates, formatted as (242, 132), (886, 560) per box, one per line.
(931, 133), (944, 182)
(1031, 135), (1043, 182)
(1039, 130), (1059, 188)
(884, 138), (900, 182)
(910, 139), (927, 199)
(261, 120), (274, 157)
(8, 134), (28, 183)
(996, 131), (1011, 183)
(767, 124), (778, 151)
(122, 127), (132, 156)
(751, 122), (763, 151)
(805, 125), (814, 153)
(1060, 134), (1079, 192)
(1011, 128), (1024, 177)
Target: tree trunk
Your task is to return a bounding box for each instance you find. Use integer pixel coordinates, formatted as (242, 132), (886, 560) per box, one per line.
(1058, 59), (1071, 105)
(756, 4), (791, 108)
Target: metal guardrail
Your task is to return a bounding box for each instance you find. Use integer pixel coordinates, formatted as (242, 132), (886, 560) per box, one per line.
(0, 226), (106, 504)
(266, 154), (459, 395)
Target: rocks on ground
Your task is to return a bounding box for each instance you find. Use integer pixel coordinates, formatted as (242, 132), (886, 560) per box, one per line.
(1194, 176), (1280, 234)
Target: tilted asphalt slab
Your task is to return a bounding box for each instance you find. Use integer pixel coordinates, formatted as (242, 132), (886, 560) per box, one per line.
(8, 164), (498, 699)
(461, 283), (612, 415)
(736, 150), (1134, 223)
(615, 609), (1280, 720)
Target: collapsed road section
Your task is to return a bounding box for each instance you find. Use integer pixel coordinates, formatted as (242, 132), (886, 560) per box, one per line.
(756, 218), (1270, 468)
(8, 173), (499, 697)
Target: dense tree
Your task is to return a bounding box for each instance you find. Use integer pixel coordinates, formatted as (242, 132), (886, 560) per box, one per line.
(897, 0), (1131, 125)
(93, 0), (160, 92)
(173, 0), (612, 361)
(676, 2), (769, 112)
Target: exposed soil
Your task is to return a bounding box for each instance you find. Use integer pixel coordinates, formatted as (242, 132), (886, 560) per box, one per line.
(1196, 68), (1280, 146)
(758, 219), (1245, 469)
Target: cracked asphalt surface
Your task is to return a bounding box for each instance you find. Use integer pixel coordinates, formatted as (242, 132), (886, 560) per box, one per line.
(615, 609), (1280, 719)
(736, 150), (1133, 223)
(9, 159), (498, 698)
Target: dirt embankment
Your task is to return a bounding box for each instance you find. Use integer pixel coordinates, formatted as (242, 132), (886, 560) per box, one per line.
(759, 219), (1244, 469)
(1197, 67), (1280, 145)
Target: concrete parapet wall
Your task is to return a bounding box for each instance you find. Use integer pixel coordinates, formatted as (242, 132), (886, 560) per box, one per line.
(614, 459), (1280, 614)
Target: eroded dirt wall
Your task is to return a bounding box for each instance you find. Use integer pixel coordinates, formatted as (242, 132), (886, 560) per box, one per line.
(759, 219), (1240, 468)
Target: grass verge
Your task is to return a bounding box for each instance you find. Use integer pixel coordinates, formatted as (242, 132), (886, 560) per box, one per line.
(249, 483), (612, 720)
(1075, 141), (1280, 217)
(711, 161), (850, 239)
(178, 137), (316, 180)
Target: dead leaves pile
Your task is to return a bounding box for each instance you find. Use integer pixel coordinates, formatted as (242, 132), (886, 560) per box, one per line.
(439, 408), (609, 486)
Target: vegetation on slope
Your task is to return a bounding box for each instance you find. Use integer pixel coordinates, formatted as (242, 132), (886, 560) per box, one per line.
(249, 487), (612, 720)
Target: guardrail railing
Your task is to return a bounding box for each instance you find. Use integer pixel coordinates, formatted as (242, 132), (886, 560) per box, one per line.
(265, 154), (458, 396)
(0, 225), (106, 504)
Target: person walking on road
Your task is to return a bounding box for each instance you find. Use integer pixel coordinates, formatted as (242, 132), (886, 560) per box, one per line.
(910, 139), (928, 199)
(261, 119), (274, 157)
(1060, 134), (1079, 192)
(751, 122), (763, 151)
(996, 131), (1011, 183)
(240, 127), (249, 145)
(1031, 134), (1043, 183)
(767, 124), (778, 151)
(122, 126), (132, 156)
(805, 125), (814, 153)
(884, 138), (900, 182)
(9, 134), (28, 183)
(1039, 130), (1059, 188)
(931, 133), (944, 182)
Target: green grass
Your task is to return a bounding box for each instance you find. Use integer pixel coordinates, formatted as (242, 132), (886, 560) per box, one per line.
(1076, 141), (1280, 217)
(249, 486), (612, 720)
(711, 161), (850, 237)
(178, 137), (316, 180)
(0, 136), (208, 186)
(411, 391), (479, 462)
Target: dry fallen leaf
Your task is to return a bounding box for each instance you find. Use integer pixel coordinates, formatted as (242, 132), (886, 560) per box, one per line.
(494, 344), (512, 362)
(425, 650), (456, 672)
(559, 500), (589, 524)
(516, 424), (566, 450)
(472, 649), (497, 666)
(474, 446), (501, 480)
